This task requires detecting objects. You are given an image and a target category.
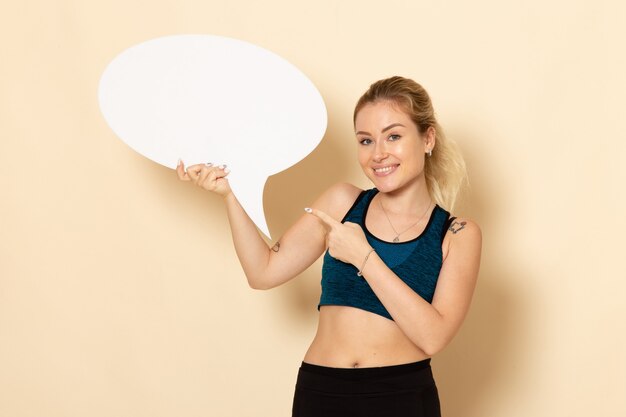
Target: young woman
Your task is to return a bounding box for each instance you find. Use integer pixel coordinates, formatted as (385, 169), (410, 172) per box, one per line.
(177, 76), (482, 417)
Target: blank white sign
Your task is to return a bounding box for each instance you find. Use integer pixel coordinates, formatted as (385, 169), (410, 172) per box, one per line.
(98, 34), (328, 237)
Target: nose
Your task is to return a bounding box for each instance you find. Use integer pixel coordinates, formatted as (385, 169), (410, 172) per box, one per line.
(373, 139), (388, 162)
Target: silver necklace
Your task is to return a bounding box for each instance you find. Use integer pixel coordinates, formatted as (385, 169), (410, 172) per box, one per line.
(379, 197), (433, 242)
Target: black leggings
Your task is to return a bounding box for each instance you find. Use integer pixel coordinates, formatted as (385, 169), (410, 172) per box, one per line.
(292, 359), (441, 417)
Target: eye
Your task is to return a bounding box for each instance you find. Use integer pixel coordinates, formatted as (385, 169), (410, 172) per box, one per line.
(388, 134), (401, 141)
(359, 138), (372, 145)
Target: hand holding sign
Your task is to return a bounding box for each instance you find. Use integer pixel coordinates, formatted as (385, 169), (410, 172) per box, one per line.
(98, 35), (327, 237)
(177, 162), (232, 198)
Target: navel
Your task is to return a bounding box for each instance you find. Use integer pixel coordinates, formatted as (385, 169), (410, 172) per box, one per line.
(352, 362), (359, 368)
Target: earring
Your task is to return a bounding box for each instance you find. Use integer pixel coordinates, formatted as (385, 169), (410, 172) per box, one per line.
(427, 149), (432, 157)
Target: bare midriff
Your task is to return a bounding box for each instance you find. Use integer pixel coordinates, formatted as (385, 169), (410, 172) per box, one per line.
(302, 305), (430, 368)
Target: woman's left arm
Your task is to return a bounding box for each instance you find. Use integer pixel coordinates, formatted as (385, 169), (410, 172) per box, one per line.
(308, 208), (482, 356)
(363, 219), (481, 355)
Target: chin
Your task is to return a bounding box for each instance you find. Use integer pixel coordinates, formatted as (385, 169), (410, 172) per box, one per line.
(369, 179), (399, 193)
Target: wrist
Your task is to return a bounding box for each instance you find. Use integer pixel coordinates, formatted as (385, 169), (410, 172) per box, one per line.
(356, 247), (376, 277)
(222, 191), (236, 204)
(351, 244), (374, 267)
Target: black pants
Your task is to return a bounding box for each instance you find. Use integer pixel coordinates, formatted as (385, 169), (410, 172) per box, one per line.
(292, 359), (441, 417)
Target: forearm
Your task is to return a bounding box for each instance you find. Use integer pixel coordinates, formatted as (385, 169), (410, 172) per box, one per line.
(359, 253), (447, 355)
(223, 192), (272, 289)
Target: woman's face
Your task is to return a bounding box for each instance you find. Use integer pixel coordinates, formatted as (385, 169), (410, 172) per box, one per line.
(354, 100), (433, 193)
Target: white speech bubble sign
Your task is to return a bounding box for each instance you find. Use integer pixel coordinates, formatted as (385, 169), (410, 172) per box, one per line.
(98, 34), (327, 237)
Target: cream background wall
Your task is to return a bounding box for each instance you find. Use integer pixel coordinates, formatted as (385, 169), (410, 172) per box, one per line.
(1, 1), (625, 416)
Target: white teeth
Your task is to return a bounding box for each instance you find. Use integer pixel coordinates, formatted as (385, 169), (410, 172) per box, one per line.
(374, 165), (397, 173)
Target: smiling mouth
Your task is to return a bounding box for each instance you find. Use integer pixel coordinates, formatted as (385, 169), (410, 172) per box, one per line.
(373, 164), (399, 176)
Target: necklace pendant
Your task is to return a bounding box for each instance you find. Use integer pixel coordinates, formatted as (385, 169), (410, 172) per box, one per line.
(393, 236), (400, 243)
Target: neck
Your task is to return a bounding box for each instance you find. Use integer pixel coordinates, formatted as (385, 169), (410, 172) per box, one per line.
(377, 178), (432, 215)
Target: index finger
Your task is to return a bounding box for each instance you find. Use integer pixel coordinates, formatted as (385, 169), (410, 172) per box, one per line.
(176, 159), (190, 181)
(305, 207), (340, 229)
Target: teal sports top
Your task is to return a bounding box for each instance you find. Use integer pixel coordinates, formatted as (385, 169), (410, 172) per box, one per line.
(318, 188), (453, 321)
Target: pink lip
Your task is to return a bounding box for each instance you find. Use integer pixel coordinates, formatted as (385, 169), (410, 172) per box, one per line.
(372, 164), (399, 177)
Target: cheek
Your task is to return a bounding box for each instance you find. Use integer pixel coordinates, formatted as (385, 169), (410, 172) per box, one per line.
(357, 149), (369, 166)
(402, 152), (425, 173)
(414, 157), (427, 174)
(400, 142), (424, 164)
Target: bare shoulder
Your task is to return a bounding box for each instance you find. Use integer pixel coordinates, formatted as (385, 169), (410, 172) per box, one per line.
(311, 182), (363, 222)
(449, 217), (481, 240)
(442, 217), (482, 261)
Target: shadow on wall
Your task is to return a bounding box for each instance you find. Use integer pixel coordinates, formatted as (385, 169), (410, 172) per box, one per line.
(435, 265), (519, 417)
(434, 127), (525, 417)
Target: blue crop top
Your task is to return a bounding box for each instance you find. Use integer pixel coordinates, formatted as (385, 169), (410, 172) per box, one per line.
(318, 188), (453, 321)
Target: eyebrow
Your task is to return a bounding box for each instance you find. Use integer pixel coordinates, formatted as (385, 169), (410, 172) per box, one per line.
(355, 123), (406, 136)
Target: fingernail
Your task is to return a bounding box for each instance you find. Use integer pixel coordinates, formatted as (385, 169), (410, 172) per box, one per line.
(304, 207), (312, 213)
(177, 158), (182, 166)
(224, 168), (231, 174)
(218, 164), (227, 169)
(205, 162), (213, 167)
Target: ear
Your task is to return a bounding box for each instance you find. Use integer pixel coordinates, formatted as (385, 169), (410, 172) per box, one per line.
(424, 126), (436, 151)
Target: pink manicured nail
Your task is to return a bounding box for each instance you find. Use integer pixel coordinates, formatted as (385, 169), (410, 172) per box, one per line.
(224, 168), (231, 174)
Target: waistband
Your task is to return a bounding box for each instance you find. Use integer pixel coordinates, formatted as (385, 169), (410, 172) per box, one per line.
(299, 358), (431, 380)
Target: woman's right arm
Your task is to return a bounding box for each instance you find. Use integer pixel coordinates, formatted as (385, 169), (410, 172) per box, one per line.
(178, 160), (361, 290)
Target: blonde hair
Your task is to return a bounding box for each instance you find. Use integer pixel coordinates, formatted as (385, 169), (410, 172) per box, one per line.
(353, 76), (467, 211)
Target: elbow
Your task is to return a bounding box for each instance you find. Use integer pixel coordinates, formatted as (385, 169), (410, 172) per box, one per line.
(420, 342), (444, 357)
(249, 283), (272, 291)
(247, 278), (270, 290)
(246, 273), (274, 290)
(411, 314), (455, 356)
(416, 336), (449, 357)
